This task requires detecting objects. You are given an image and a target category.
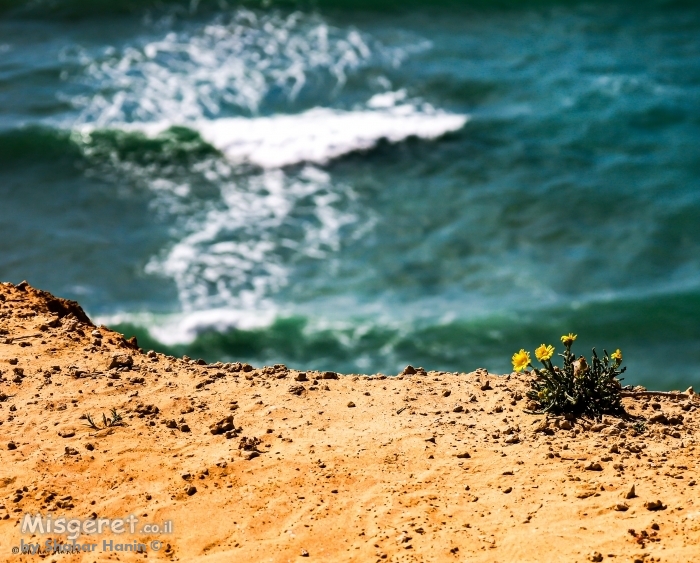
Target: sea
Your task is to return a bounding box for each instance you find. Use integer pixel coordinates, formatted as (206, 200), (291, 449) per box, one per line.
(1, 0), (699, 389)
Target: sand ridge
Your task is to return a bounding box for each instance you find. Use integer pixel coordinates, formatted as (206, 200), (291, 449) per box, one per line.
(0, 281), (699, 562)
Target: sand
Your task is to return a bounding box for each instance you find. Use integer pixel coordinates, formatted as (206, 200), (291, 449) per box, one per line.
(0, 281), (698, 562)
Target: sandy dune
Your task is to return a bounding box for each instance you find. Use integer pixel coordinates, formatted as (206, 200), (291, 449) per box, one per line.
(0, 281), (698, 562)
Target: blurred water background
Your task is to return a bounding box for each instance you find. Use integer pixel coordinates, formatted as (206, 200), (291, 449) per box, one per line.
(1, 0), (699, 389)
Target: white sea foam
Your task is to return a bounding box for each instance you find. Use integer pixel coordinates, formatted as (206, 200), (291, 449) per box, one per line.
(67, 9), (404, 124)
(66, 9), (466, 334)
(91, 102), (468, 168)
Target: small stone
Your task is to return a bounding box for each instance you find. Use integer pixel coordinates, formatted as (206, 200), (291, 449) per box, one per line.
(480, 381), (492, 391)
(322, 371), (338, 379)
(503, 487), (512, 494)
(58, 428), (76, 438)
(85, 443), (95, 451)
(624, 485), (636, 499)
(347, 401), (356, 408)
(180, 424), (191, 433)
(65, 446), (79, 455)
(91, 330), (102, 338)
(288, 385), (305, 396)
(442, 390), (451, 397)
(649, 413), (669, 425)
(301, 548), (309, 557)
(452, 405), (464, 413)
(107, 353), (133, 370)
(146, 350), (157, 358)
(294, 372), (308, 382)
(559, 420), (573, 430)
(456, 452), (471, 459)
(588, 551), (603, 562)
(584, 462), (603, 471)
(402, 365), (417, 375)
(613, 503), (629, 512)
(165, 419), (178, 429)
(644, 500), (666, 511)
(185, 485), (197, 496)
(209, 415), (235, 435)
(7, 441), (16, 450)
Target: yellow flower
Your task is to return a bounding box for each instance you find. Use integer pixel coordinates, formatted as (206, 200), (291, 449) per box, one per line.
(611, 349), (622, 363)
(512, 349), (531, 372)
(560, 333), (577, 346)
(535, 344), (555, 362)
(538, 389), (549, 400)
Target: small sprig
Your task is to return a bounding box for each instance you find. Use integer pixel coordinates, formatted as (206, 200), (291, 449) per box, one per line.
(83, 408), (125, 430)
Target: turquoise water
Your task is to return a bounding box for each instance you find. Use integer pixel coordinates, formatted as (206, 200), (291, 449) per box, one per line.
(1, 0), (699, 389)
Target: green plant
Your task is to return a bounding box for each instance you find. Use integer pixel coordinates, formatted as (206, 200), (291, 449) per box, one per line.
(83, 408), (124, 429)
(633, 420), (647, 434)
(84, 413), (100, 430)
(107, 408), (123, 426)
(512, 333), (626, 419)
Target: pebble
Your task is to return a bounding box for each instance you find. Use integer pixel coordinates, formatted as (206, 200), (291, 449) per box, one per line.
(347, 401), (356, 408)
(107, 353), (133, 370)
(7, 441), (16, 450)
(210, 415), (235, 435)
(185, 485), (197, 496)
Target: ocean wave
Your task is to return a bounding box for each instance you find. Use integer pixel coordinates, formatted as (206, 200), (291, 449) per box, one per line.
(79, 103), (468, 168)
(103, 285), (700, 389)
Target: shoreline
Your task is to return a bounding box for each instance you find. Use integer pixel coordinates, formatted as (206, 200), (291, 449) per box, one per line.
(1, 281), (699, 562)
